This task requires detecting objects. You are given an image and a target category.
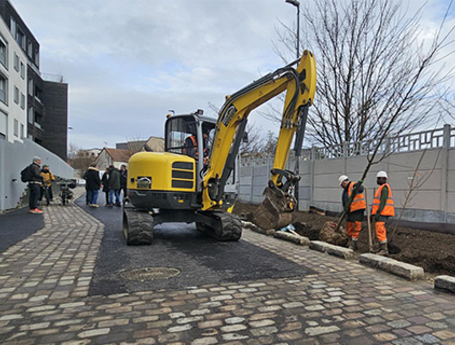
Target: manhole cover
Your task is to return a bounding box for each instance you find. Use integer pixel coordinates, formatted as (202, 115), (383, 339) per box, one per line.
(120, 267), (181, 281)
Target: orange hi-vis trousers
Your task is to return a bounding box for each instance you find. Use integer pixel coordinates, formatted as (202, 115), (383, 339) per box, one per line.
(346, 221), (362, 240)
(375, 221), (387, 243)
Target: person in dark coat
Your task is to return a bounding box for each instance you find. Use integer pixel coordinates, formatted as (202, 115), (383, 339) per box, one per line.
(28, 156), (45, 214)
(86, 163), (101, 207)
(107, 165), (121, 207)
(101, 168), (109, 206)
(120, 164), (128, 199)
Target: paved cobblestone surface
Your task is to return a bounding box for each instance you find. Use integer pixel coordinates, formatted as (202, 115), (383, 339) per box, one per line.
(0, 191), (455, 344)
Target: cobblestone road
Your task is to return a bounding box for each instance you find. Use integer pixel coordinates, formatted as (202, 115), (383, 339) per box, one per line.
(0, 192), (454, 345)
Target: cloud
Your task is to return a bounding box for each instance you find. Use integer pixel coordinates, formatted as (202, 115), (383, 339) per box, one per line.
(11, 0), (455, 149)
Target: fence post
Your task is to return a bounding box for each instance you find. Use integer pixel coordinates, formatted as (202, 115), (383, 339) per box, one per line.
(310, 147), (315, 208)
(441, 124), (451, 222)
(251, 159), (255, 203)
(343, 141), (349, 174)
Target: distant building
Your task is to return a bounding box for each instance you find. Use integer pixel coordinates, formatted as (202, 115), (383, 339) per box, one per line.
(116, 140), (146, 151)
(142, 136), (164, 152)
(95, 148), (132, 169)
(78, 148), (102, 159)
(116, 136), (164, 153)
(0, 0), (69, 160)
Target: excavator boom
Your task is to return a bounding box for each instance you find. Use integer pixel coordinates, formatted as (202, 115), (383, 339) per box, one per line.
(202, 51), (316, 229)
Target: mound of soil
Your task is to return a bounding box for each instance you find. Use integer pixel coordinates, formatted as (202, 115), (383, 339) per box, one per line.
(234, 202), (455, 276)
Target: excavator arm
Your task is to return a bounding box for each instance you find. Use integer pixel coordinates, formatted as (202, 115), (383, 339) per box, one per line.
(202, 50), (316, 224)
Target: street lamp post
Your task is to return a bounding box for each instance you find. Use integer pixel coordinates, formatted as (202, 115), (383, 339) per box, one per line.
(285, 0), (304, 210)
(285, 0), (300, 58)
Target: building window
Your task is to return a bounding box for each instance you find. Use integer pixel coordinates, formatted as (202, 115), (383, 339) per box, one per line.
(14, 119), (18, 137)
(20, 123), (24, 138)
(14, 86), (19, 104)
(27, 40), (32, 57)
(20, 93), (25, 109)
(0, 75), (8, 104)
(28, 106), (33, 123)
(13, 52), (19, 71)
(34, 111), (42, 129)
(0, 111), (6, 139)
(10, 18), (16, 37)
(20, 62), (25, 79)
(28, 78), (33, 96)
(34, 48), (39, 67)
(0, 36), (7, 68)
(35, 87), (42, 103)
(16, 26), (25, 50)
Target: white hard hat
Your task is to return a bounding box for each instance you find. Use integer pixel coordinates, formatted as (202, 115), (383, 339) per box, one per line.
(377, 171), (388, 179)
(338, 175), (349, 186)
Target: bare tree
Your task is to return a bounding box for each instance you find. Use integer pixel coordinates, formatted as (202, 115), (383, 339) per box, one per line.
(67, 143), (96, 176)
(389, 148), (441, 241)
(271, 0), (455, 149)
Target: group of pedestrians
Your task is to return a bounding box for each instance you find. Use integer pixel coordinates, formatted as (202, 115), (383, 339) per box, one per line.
(84, 164), (128, 208)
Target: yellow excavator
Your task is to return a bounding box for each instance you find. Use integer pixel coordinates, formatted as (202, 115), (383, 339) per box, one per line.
(123, 51), (316, 245)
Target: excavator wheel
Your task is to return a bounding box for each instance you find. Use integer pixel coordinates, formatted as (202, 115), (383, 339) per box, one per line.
(196, 211), (242, 241)
(123, 208), (154, 245)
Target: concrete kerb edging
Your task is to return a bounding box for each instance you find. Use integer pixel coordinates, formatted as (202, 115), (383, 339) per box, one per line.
(360, 253), (425, 280)
(241, 221), (275, 236)
(309, 240), (354, 259)
(434, 275), (455, 294)
(273, 231), (310, 245)
(241, 221), (311, 245)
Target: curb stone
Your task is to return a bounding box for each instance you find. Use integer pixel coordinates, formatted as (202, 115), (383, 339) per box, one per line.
(273, 231), (310, 245)
(434, 275), (455, 294)
(309, 240), (354, 259)
(241, 221), (275, 236)
(359, 253), (424, 280)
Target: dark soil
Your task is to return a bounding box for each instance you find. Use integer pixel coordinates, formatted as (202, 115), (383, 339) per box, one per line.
(234, 202), (455, 276)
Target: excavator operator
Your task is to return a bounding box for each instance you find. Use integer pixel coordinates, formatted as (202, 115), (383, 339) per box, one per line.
(183, 131), (210, 163)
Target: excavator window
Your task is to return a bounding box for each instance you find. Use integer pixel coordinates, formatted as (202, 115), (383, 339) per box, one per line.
(165, 116), (197, 156)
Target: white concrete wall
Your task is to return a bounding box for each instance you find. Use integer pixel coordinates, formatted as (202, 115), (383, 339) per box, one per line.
(0, 138), (74, 211)
(239, 147), (455, 224)
(0, 15), (27, 143)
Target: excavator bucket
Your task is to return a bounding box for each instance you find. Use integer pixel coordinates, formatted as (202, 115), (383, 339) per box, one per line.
(253, 186), (295, 230)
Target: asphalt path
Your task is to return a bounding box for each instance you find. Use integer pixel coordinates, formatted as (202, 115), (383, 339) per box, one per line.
(0, 207), (44, 253)
(75, 194), (315, 295)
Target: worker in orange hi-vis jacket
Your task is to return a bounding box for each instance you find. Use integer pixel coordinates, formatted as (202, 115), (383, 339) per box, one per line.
(371, 171), (395, 255)
(339, 175), (366, 251)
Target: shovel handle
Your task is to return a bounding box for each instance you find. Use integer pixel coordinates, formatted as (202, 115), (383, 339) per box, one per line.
(365, 187), (373, 252)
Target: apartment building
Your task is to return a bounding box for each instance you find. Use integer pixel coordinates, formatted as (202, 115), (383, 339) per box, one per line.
(0, 0), (69, 160)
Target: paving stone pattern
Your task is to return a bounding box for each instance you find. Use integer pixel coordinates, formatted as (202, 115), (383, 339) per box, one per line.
(0, 192), (454, 344)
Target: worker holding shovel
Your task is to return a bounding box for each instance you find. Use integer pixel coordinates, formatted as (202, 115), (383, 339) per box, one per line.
(371, 171), (395, 255)
(339, 175), (366, 251)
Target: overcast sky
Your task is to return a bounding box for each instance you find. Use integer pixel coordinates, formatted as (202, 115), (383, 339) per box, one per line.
(11, 0), (455, 149)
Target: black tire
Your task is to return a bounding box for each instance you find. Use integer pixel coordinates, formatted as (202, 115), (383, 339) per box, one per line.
(216, 212), (242, 241)
(198, 212), (242, 241)
(62, 194), (66, 205)
(123, 209), (154, 245)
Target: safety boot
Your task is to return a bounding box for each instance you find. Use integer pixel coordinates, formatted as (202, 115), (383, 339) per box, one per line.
(377, 242), (389, 256)
(348, 239), (358, 251)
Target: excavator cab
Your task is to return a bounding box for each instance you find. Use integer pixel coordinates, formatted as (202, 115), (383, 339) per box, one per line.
(165, 111), (215, 186)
